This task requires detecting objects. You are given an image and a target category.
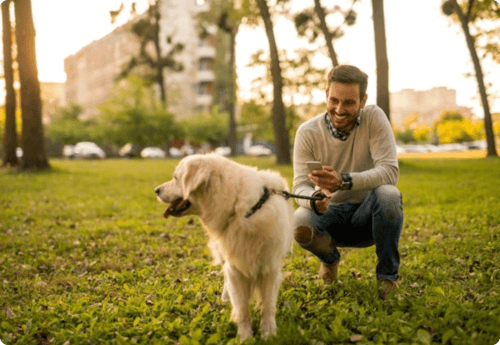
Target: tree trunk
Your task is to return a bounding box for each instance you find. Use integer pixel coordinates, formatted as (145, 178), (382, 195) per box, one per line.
(152, 1), (167, 107)
(371, 0), (390, 122)
(228, 29), (237, 156)
(2, 0), (18, 167)
(313, 0), (339, 67)
(255, 0), (291, 165)
(14, 0), (50, 170)
(451, 0), (497, 157)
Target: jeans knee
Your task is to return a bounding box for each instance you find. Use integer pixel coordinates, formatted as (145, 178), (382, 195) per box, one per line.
(294, 226), (313, 244)
(374, 185), (402, 211)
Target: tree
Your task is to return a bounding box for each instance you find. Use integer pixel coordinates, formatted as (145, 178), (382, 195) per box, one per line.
(255, 0), (291, 165)
(200, 0), (240, 156)
(371, 0), (390, 121)
(294, 0), (358, 67)
(98, 76), (182, 148)
(45, 104), (96, 145)
(116, 0), (184, 108)
(2, 0), (18, 167)
(442, 0), (498, 157)
(181, 106), (228, 148)
(14, 0), (49, 170)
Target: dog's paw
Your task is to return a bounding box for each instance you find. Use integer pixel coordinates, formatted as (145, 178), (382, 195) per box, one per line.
(260, 319), (277, 339)
(237, 323), (253, 342)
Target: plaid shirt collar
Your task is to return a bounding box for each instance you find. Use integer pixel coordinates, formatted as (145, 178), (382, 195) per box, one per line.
(324, 112), (361, 141)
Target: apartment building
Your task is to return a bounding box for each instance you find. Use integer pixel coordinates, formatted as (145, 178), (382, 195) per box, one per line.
(390, 87), (474, 127)
(64, 0), (216, 119)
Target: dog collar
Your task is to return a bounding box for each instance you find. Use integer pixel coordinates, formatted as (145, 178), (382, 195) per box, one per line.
(245, 187), (271, 218)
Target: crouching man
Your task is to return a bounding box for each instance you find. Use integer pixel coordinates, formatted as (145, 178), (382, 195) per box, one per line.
(292, 65), (404, 299)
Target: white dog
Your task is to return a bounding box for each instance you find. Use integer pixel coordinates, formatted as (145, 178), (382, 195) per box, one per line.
(155, 154), (293, 341)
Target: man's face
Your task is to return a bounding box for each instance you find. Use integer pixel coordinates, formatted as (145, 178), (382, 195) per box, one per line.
(326, 82), (367, 132)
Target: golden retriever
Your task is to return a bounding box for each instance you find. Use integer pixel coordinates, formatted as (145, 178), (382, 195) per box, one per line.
(155, 154), (293, 341)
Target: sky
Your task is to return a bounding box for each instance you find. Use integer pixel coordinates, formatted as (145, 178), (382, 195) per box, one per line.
(6, 0), (500, 117)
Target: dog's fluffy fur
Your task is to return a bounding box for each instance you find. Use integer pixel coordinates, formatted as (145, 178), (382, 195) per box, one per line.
(155, 154), (293, 340)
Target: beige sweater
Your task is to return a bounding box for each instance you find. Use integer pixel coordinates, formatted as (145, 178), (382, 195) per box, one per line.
(292, 104), (399, 208)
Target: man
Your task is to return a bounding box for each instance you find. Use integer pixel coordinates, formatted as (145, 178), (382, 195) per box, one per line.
(292, 65), (403, 299)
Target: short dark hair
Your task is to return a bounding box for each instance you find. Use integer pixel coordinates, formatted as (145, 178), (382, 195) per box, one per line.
(327, 65), (368, 100)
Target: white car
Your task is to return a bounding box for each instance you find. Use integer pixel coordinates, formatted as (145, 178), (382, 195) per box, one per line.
(246, 145), (272, 157)
(141, 147), (166, 158)
(169, 147), (183, 158)
(74, 142), (106, 159)
(214, 146), (231, 156)
(63, 145), (76, 159)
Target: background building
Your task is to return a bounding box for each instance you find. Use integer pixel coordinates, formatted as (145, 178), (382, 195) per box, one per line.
(64, 0), (215, 120)
(390, 87), (474, 127)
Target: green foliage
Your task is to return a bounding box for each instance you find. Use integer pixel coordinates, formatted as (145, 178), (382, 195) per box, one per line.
(0, 108), (21, 145)
(413, 124), (432, 143)
(97, 76), (182, 147)
(294, 2), (358, 44)
(395, 128), (416, 144)
(442, 0), (500, 63)
(180, 106), (228, 147)
(0, 158), (499, 344)
(45, 104), (97, 145)
(240, 101), (274, 142)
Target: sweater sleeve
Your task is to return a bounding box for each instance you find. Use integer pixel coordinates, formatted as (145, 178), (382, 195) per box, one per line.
(292, 126), (319, 209)
(350, 107), (399, 190)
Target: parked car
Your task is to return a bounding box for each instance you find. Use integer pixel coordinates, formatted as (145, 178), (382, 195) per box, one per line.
(140, 147), (166, 158)
(169, 147), (183, 158)
(246, 145), (272, 157)
(63, 145), (76, 159)
(74, 142), (106, 159)
(119, 143), (141, 158)
(214, 146), (231, 156)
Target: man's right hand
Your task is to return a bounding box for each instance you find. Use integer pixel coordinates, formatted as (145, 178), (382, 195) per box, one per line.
(315, 189), (332, 214)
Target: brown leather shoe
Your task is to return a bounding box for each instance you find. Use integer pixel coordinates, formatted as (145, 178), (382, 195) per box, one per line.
(318, 261), (339, 285)
(378, 280), (398, 299)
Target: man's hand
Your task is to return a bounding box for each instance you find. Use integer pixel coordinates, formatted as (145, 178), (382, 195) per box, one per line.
(308, 166), (342, 193)
(314, 188), (332, 214)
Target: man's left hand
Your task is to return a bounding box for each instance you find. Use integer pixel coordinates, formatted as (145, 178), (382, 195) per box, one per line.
(308, 166), (342, 192)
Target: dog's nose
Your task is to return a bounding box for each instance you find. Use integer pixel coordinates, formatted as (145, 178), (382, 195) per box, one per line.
(155, 187), (161, 195)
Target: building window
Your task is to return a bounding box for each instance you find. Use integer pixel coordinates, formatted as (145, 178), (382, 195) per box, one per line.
(198, 58), (214, 71)
(198, 34), (216, 47)
(198, 81), (214, 96)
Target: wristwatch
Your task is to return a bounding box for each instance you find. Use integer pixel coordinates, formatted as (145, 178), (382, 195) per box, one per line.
(339, 173), (353, 190)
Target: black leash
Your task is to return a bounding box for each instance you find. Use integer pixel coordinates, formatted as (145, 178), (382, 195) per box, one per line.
(245, 187), (325, 218)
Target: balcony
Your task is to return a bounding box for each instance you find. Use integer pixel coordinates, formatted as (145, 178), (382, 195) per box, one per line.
(196, 94), (212, 106)
(197, 45), (216, 58)
(197, 70), (215, 82)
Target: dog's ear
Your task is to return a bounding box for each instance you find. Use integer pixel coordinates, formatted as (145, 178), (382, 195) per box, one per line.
(180, 160), (210, 200)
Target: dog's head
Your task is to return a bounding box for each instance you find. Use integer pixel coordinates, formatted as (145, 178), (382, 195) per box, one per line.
(155, 155), (211, 218)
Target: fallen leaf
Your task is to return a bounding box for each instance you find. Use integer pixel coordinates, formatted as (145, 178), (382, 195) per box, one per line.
(350, 334), (362, 342)
(7, 307), (16, 319)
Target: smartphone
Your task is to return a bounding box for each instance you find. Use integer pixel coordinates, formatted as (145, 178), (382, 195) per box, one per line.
(306, 161), (323, 173)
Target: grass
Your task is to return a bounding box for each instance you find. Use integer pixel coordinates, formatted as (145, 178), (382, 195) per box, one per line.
(0, 157), (499, 345)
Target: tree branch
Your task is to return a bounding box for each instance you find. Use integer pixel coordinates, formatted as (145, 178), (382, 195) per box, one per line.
(466, 0), (475, 21)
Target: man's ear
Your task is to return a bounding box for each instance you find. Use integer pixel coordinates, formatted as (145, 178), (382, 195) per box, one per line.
(180, 161), (210, 200)
(361, 93), (368, 108)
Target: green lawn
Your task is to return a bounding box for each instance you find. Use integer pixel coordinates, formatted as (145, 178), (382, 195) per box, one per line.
(1, 157), (499, 345)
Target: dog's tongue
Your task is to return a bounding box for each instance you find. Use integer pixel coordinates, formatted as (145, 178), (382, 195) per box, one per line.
(163, 199), (188, 219)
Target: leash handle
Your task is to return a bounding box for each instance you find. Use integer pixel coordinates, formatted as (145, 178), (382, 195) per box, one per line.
(280, 191), (326, 201)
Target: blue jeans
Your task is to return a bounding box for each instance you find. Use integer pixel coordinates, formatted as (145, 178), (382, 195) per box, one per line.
(293, 185), (404, 281)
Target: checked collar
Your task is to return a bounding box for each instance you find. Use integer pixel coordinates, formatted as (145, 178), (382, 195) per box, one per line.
(324, 111), (361, 141)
